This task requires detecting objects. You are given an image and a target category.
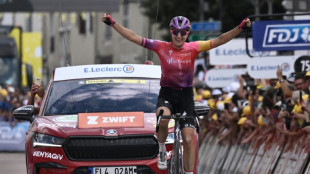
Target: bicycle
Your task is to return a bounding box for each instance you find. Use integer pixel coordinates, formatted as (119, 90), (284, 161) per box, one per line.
(155, 102), (209, 174)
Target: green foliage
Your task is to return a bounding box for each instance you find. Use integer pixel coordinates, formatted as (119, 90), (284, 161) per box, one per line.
(141, 0), (200, 40)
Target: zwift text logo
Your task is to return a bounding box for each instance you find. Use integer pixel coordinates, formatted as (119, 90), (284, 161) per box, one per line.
(263, 24), (310, 48)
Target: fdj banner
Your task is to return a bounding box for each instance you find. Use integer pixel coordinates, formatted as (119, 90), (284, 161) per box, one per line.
(253, 20), (310, 51)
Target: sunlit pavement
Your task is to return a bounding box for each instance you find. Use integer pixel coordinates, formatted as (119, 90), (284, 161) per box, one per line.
(0, 152), (26, 174)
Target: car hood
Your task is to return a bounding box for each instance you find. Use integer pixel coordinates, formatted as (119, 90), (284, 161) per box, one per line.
(33, 113), (174, 137)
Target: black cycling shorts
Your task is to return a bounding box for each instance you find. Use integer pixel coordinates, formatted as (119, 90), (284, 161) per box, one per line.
(156, 87), (197, 129)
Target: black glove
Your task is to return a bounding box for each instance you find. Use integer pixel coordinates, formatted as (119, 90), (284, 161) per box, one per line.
(238, 18), (250, 31)
(103, 13), (115, 26)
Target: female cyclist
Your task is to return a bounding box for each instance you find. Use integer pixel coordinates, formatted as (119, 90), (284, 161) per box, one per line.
(101, 14), (251, 174)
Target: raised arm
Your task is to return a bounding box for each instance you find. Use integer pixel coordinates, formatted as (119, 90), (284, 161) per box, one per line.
(276, 65), (293, 98)
(212, 18), (251, 48)
(101, 13), (143, 46)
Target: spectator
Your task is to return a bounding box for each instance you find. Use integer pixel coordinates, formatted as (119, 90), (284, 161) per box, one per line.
(305, 71), (310, 95)
(277, 66), (308, 99)
(290, 90), (309, 126)
(193, 64), (206, 85)
(27, 82), (45, 115)
(0, 88), (10, 122)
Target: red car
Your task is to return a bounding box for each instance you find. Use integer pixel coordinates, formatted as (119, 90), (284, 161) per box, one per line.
(14, 64), (207, 174)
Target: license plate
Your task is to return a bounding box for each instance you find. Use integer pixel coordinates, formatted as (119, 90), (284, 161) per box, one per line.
(90, 166), (137, 174)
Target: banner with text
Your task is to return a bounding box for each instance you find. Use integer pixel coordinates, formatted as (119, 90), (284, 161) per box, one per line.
(209, 39), (276, 65)
(205, 68), (247, 88)
(253, 20), (310, 51)
(0, 121), (30, 151)
(247, 56), (295, 79)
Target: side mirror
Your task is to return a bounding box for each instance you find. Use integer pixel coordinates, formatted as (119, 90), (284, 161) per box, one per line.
(13, 105), (35, 122)
(195, 102), (210, 116)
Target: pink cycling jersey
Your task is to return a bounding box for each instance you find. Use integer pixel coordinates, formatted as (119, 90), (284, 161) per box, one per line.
(142, 38), (213, 89)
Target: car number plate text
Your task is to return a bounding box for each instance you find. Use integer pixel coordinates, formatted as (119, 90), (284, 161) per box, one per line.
(91, 166), (137, 174)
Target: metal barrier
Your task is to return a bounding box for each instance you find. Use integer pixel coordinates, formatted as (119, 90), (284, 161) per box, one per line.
(198, 132), (310, 174)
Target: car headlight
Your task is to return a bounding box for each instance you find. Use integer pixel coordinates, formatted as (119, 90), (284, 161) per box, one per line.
(32, 133), (65, 148)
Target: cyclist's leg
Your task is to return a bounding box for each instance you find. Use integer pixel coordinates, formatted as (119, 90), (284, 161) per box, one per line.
(156, 87), (175, 142)
(156, 106), (171, 142)
(156, 94), (174, 170)
(181, 121), (196, 172)
(178, 87), (197, 173)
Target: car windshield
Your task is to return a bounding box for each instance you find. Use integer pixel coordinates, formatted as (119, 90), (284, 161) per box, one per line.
(43, 78), (160, 115)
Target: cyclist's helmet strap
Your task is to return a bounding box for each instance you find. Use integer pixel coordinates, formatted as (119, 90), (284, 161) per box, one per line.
(170, 16), (191, 31)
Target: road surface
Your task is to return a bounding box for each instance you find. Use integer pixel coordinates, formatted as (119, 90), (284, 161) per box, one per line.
(0, 152), (26, 174)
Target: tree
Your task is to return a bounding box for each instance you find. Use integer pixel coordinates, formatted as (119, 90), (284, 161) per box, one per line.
(141, 0), (285, 40)
(141, 0), (200, 40)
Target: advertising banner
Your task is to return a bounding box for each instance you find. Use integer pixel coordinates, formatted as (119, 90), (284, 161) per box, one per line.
(247, 56), (295, 79)
(0, 121), (30, 151)
(22, 32), (43, 86)
(209, 39), (276, 65)
(253, 20), (310, 51)
(205, 68), (247, 88)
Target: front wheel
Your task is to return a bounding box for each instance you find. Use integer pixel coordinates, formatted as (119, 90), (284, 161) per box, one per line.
(167, 159), (172, 174)
(175, 140), (183, 174)
(168, 140), (183, 174)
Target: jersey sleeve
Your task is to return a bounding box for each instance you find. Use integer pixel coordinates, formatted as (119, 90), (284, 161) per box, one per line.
(141, 38), (161, 51)
(196, 40), (214, 52)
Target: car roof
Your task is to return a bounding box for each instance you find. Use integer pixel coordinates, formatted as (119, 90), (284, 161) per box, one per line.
(54, 64), (161, 81)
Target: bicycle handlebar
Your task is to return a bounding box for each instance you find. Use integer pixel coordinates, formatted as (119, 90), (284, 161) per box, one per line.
(156, 109), (200, 133)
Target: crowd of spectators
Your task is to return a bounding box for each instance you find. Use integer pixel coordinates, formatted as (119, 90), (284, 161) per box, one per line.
(194, 67), (310, 151)
(0, 83), (43, 126)
(2, 65), (310, 154)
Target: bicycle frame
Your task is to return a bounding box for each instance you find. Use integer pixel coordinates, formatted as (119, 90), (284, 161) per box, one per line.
(155, 102), (209, 173)
(168, 113), (184, 174)
(156, 111), (197, 174)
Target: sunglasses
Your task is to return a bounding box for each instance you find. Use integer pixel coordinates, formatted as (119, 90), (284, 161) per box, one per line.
(170, 29), (189, 36)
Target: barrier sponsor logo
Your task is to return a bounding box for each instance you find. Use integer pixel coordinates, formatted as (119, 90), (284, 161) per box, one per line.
(215, 48), (272, 57)
(209, 38), (277, 65)
(253, 20), (310, 51)
(250, 62), (290, 72)
(0, 122), (30, 151)
(205, 68), (247, 88)
(264, 25), (310, 47)
(247, 56), (294, 79)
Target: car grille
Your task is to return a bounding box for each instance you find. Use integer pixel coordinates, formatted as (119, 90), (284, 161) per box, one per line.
(64, 135), (158, 161)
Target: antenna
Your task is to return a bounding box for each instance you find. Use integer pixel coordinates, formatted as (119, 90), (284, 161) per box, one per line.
(148, 0), (160, 61)
(153, 0), (160, 40)
(58, 0), (70, 66)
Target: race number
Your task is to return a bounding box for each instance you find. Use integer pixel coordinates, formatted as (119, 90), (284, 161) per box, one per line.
(294, 56), (310, 72)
